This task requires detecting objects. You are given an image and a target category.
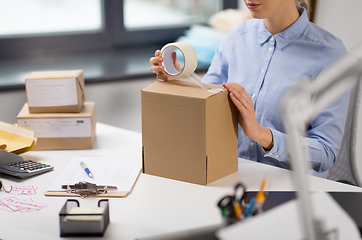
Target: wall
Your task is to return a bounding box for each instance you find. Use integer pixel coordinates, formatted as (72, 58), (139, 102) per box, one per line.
(239, 0), (362, 51)
(314, 0), (362, 51)
(0, 89), (27, 125)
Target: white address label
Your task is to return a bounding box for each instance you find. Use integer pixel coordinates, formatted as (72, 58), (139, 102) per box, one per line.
(18, 118), (92, 138)
(26, 78), (78, 107)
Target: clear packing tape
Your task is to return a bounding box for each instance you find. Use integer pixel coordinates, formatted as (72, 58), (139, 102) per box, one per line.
(0, 121), (36, 155)
(160, 42), (222, 93)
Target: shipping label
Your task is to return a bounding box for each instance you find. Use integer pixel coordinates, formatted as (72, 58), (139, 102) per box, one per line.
(17, 118), (92, 138)
(26, 78), (78, 107)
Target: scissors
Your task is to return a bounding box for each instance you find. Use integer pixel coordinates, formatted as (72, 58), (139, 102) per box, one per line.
(217, 182), (247, 219)
(0, 180), (13, 193)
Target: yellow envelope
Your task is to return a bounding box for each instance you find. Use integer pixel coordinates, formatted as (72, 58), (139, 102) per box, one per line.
(0, 121), (36, 155)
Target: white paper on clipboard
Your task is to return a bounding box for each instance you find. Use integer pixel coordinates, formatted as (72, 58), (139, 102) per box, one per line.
(47, 155), (142, 196)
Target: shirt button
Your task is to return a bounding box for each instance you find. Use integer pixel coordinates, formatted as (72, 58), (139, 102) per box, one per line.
(269, 47), (273, 51)
(275, 155), (279, 158)
(251, 94), (256, 98)
(261, 69), (264, 73)
(250, 142), (254, 146)
(270, 37), (274, 41)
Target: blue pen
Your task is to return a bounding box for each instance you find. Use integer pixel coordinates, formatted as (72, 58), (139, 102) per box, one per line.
(80, 161), (93, 178)
(244, 197), (256, 218)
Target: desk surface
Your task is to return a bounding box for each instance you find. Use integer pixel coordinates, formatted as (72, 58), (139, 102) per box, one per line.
(0, 123), (361, 240)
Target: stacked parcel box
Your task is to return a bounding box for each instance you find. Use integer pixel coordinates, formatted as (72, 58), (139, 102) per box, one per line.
(17, 70), (96, 150)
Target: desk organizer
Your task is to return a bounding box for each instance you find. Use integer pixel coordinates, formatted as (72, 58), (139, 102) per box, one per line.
(59, 199), (109, 237)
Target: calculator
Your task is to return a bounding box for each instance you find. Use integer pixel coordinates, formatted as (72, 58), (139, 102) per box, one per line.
(0, 150), (54, 179)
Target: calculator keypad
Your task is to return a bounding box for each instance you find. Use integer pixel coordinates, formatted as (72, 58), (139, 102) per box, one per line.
(7, 160), (51, 171)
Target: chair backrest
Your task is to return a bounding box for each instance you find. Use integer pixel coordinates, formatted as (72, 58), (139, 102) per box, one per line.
(350, 76), (362, 186)
(327, 76), (362, 185)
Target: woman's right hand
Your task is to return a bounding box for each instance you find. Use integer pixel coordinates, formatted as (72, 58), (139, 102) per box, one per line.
(149, 50), (180, 81)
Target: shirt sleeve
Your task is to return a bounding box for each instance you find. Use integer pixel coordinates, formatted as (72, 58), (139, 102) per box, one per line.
(202, 41), (229, 85)
(263, 40), (349, 173)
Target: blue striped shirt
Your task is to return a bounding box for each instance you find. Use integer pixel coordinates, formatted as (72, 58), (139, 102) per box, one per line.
(202, 6), (348, 178)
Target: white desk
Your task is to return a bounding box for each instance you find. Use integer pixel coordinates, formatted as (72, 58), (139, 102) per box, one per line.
(0, 123), (361, 240)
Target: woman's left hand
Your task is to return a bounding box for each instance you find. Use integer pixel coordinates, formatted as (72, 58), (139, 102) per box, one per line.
(223, 82), (273, 150)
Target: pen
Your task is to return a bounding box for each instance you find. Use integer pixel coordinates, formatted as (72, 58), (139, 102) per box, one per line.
(80, 161), (93, 178)
(244, 197), (255, 218)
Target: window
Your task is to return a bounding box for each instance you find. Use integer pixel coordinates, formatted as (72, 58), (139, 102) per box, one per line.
(0, 0), (103, 37)
(0, 0), (238, 58)
(124, 0), (222, 30)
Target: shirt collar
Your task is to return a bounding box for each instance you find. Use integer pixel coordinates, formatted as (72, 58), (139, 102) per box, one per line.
(257, 6), (309, 49)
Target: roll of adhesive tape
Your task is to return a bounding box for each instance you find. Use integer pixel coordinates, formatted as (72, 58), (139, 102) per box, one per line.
(160, 42), (198, 79)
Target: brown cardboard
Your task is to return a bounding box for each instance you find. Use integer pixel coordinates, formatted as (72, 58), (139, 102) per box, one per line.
(25, 70), (85, 113)
(141, 80), (238, 185)
(17, 102), (96, 151)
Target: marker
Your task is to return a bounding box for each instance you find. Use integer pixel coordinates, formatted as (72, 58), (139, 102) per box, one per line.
(233, 201), (242, 219)
(80, 161), (93, 178)
(257, 177), (267, 200)
(254, 177), (267, 214)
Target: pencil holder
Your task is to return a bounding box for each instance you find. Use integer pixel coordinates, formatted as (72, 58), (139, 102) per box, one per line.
(221, 201), (248, 226)
(218, 188), (264, 226)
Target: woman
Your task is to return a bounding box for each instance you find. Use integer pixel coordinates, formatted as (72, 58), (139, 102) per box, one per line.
(149, 0), (348, 178)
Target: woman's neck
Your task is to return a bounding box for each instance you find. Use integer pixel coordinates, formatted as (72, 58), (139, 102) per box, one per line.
(264, 5), (300, 35)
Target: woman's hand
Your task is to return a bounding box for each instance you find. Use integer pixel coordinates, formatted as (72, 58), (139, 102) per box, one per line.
(149, 50), (181, 81)
(223, 82), (274, 150)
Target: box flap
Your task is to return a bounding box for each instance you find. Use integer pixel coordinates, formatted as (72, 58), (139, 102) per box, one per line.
(142, 80), (225, 99)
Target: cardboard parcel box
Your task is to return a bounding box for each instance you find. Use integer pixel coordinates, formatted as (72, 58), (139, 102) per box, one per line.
(25, 70), (85, 113)
(17, 102), (96, 151)
(142, 81), (239, 185)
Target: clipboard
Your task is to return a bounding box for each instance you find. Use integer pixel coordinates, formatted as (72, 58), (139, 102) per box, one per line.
(45, 155), (142, 198)
(45, 170), (141, 198)
(45, 191), (130, 198)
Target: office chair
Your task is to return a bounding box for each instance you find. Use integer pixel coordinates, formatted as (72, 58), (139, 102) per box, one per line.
(281, 47), (362, 240)
(327, 76), (362, 186)
(350, 75), (362, 186)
